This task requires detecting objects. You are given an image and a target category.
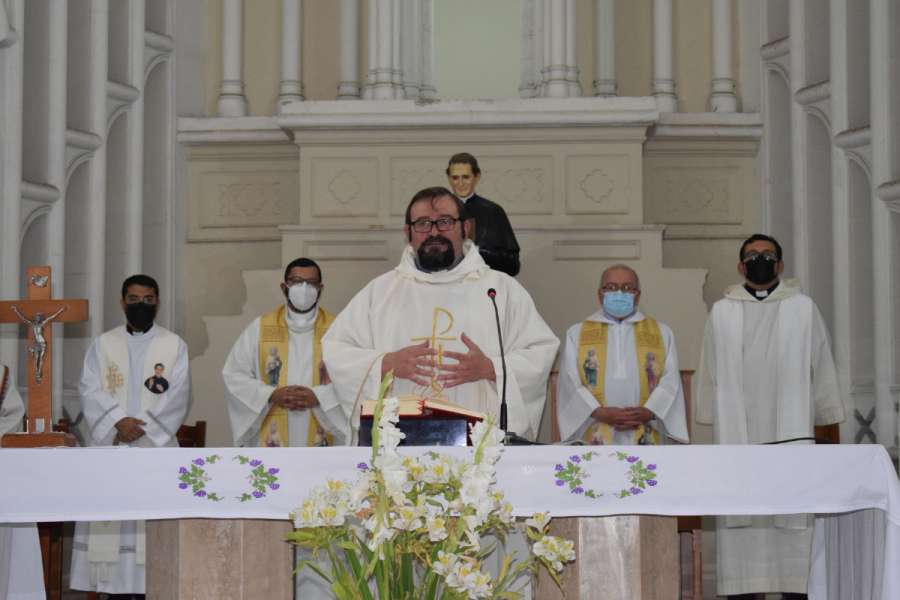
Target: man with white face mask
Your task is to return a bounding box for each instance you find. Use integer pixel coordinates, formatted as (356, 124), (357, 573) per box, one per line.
(223, 258), (346, 449)
(556, 264), (689, 446)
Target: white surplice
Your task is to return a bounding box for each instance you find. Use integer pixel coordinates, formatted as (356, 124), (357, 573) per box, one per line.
(322, 240), (560, 442)
(556, 309), (689, 445)
(70, 325), (193, 595)
(223, 304), (346, 448)
(695, 279), (845, 596)
(0, 367), (45, 600)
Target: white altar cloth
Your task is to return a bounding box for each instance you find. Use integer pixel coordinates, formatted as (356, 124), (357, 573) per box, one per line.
(0, 444), (897, 599)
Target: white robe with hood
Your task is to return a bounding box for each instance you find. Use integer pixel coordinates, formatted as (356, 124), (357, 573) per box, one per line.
(556, 309), (689, 445)
(322, 240), (560, 442)
(696, 278), (844, 596)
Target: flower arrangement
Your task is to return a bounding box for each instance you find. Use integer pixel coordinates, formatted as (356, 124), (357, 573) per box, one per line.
(287, 372), (576, 600)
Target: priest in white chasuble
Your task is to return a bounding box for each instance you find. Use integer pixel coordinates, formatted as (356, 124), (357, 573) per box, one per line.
(556, 265), (689, 446)
(223, 257), (346, 448)
(0, 366), (45, 600)
(696, 234), (845, 599)
(322, 187), (559, 443)
(71, 275), (193, 598)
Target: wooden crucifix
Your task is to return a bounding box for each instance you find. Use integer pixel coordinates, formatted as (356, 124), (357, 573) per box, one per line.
(0, 266), (88, 448)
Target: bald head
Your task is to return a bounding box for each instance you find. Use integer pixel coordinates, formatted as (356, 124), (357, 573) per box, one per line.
(600, 264), (640, 290)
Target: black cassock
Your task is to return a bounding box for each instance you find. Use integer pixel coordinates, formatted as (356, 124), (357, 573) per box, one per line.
(464, 194), (521, 277)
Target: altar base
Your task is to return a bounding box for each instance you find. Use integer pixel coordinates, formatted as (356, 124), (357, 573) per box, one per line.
(147, 519), (293, 599)
(537, 515), (679, 600)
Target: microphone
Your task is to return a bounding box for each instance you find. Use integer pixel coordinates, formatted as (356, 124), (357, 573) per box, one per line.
(487, 289), (540, 445)
(487, 288), (508, 431)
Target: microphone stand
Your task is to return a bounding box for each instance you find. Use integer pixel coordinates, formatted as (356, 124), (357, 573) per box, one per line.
(487, 288), (541, 446)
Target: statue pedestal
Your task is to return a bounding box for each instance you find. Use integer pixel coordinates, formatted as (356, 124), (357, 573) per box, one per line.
(536, 515), (679, 600)
(147, 519), (294, 599)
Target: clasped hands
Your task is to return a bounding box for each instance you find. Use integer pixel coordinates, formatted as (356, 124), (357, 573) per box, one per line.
(270, 386), (320, 411)
(591, 406), (655, 431)
(382, 333), (496, 388)
(114, 417), (147, 445)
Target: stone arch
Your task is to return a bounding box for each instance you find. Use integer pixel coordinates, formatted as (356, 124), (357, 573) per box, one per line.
(765, 68), (794, 272)
(805, 112), (834, 335)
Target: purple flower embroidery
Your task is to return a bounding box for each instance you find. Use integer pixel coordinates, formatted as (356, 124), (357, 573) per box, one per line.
(179, 483), (188, 489)
(269, 483), (280, 490)
(192, 459), (205, 466)
(194, 490), (207, 497)
(647, 480), (658, 487)
(555, 464), (564, 472)
(357, 462), (368, 470)
(569, 455), (581, 463)
(268, 468), (279, 474)
(555, 479), (565, 486)
(252, 491), (265, 499)
(179, 467), (188, 474)
(249, 460), (262, 467)
(646, 464), (657, 470)
(572, 487), (584, 494)
(629, 487), (643, 495)
(627, 456), (638, 463)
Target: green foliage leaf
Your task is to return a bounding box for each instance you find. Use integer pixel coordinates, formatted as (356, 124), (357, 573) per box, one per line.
(494, 592), (525, 599)
(296, 559), (333, 583)
(336, 541), (361, 551)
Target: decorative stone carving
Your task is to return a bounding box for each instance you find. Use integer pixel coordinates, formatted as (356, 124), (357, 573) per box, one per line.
(666, 179), (729, 213)
(218, 183), (283, 217)
(479, 167), (548, 212)
(391, 160), (447, 214)
(566, 156), (630, 215)
(311, 158), (378, 217)
(646, 167), (742, 224)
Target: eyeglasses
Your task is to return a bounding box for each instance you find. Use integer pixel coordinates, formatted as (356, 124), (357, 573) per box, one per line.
(286, 277), (321, 288)
(410, 217), (460, 233)
(743, 251), (778, 262)
(600, 284), (639, 294)
(125, 296), (158, 305)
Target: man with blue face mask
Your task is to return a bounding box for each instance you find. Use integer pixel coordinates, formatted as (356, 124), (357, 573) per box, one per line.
(556, 265), (689, 446)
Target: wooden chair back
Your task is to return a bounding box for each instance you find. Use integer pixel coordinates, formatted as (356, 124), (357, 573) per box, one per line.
(176, 421), (207, 448)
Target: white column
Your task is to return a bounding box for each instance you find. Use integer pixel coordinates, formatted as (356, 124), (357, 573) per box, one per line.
(870, 0), (898, 448)
(277, 0), (303, 112)
(540, 0), (551, 96)
(0, 0), (24, 371)
(391, 0), (404, 98)
(519, 0), (537, 98)
(217, 0), (247, 116)
(364, 0), (376, 98)
(709, 0), (737, 112)
(126, 0), (146, 276)
(419, 0), (436, 99)
(593, 0), (616, 96)
(338, 0), (360, 99)
(370, 0), (394, 99)
(88, 0), (110, 342)
(401, 0), (420, 99)
(565, 0), (581, 96)
(545, 0), (569, 97)
(46, 1), (68, 419)
(652, 0), (677, 112)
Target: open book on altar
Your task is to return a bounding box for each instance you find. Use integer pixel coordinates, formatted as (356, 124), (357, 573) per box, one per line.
(358, 396), (484, 447)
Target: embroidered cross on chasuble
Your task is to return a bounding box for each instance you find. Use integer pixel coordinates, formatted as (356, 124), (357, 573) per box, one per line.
(257, 305), (335, 447)
(577, 317), (666, 445)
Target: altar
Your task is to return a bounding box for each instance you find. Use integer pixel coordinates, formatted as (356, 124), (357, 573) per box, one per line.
(1, 443), (898, 599)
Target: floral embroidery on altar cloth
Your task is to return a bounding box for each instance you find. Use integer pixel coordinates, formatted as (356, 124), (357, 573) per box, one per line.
(554, 451), (659, 499)
(175, 454), (281, 503)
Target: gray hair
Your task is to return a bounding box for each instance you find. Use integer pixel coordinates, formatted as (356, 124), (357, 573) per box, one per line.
(600, 264), (640, 289)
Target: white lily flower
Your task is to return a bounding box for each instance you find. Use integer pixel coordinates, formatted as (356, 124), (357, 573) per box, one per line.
(431, 550), (458, 577)
(471, 571), (493, 598)
(525, 511), (550, 531)
(392, 503), (425, 531)
(425, 515), (449, 541)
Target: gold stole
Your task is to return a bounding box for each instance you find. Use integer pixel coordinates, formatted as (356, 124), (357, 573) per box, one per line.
(258, 305), (336, 447)
(577, 317), (665, 445)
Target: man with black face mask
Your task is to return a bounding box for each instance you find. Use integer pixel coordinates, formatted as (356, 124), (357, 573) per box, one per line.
(695, 234), (845, 600)
(71, 274), (193, 599)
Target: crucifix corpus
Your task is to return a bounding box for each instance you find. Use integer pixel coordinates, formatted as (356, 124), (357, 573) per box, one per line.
(0, 266), (88, 448)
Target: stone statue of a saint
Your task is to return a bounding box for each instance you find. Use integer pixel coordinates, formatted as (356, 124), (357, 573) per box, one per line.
(11, 306), (67, 385)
